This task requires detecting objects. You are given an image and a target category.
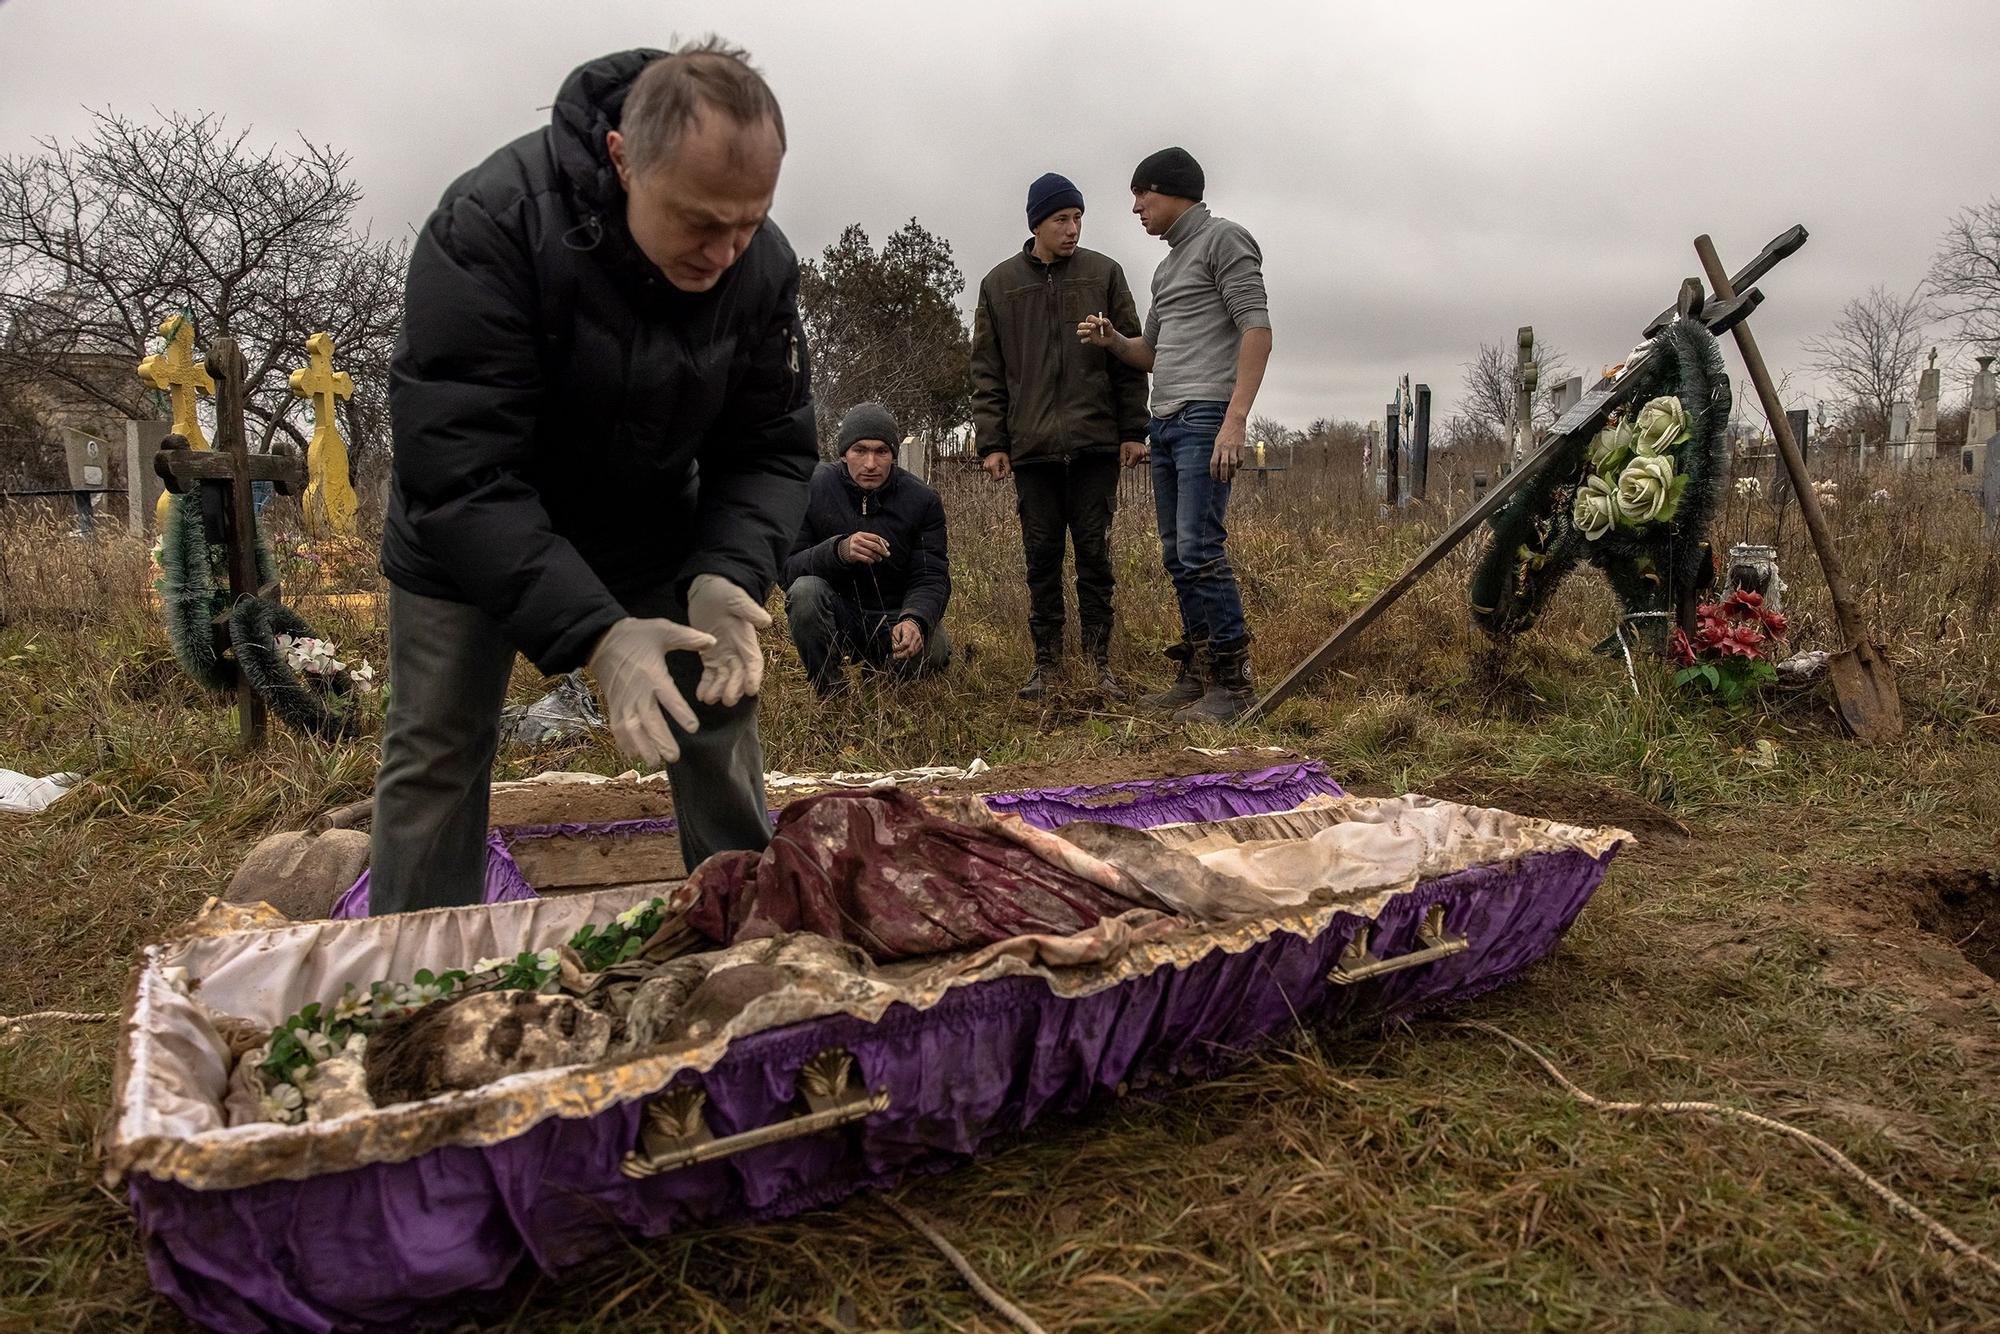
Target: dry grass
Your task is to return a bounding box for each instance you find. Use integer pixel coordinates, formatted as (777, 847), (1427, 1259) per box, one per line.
(3, 462), (2000, 1331)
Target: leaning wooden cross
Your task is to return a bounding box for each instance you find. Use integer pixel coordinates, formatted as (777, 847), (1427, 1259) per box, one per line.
(1244, 225), (1871, 727)
(153, 335), (307, 748)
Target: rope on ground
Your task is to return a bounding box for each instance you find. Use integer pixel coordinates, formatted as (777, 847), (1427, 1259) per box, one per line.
(1, 1009), (117, 1033)
(881, 1194), (1049, 1334)
(1457, 1019), (2000, 1282)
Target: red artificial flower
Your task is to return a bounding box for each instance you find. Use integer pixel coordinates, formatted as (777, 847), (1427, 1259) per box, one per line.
(1721, 589), (1764, 621)
(1668, 626), (1696, 668)
(1758, 607), (1788, 638)
(1718, 623), (1767, 659)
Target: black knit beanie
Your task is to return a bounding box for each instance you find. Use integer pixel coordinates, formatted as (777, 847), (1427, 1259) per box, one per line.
(1026, 172), (1085, 229)
(837, 402), (899, 457)
(1130, 147), (1204, 202)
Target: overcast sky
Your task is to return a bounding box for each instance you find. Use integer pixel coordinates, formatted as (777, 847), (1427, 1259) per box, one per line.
(3, 0), (1995, 430)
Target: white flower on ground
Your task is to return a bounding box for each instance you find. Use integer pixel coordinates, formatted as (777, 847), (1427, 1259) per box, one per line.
(1631, 396), (1690, 456)
(1615, 454), (1677, 526)
(1869, 488), (1890, 504)
(1573, 474), (1618, 541)
(1734, 476), (1762, 499)
(349, 661), (378, 693)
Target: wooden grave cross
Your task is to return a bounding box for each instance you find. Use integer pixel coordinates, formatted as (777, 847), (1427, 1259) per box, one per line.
(154, 334), (308, 748)
(288, 331), (359, 538)
(1243, 225), (1807, 724)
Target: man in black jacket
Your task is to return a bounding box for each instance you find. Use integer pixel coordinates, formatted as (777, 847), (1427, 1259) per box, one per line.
(971, 173), (1149, 700)
(781, 403), (951, 696)
(372, 42), (815, 914)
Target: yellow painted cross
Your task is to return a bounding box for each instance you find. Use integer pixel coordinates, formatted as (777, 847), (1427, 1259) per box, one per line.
(288, 331), (358, 537)
(136, 314), (214, 525)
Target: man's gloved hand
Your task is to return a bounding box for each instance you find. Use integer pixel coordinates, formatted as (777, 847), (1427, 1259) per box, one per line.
(687, 573), (774, 708)
(587, 616), (714, 767)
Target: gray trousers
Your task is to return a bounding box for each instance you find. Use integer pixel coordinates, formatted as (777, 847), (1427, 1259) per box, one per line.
(368, 585), (769, 915)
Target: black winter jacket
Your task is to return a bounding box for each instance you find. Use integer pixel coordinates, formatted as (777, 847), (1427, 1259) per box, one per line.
(382, 50), (816, 673)
(970, 243), (1148, 464)
(780, 463), (950, 635)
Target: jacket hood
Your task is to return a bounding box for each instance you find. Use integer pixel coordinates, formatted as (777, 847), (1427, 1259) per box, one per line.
(549, 49), (663, 215)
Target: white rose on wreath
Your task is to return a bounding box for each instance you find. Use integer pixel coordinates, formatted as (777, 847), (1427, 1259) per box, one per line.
(1630, 395), (1690, 456)
(1615, 454), (1679, 527)
(1572, 473), (1619, 541)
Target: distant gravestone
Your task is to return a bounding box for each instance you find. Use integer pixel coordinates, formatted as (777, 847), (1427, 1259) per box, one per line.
(1410, 383), (1432, 501)
(1775, 408), (1809, 507)
(1549, 375), (1583, 417)
(125, 419), (170, 533)
(1382, 400), (1401, 506)
(1912, 347), (1941, 463)
(1983, 428), (2000, 535)
(1964, 356), (1996, 478)
(1508, 326), (1537, 474)
(57, 426), (113, 534)
(1889, 400), (1911, 461)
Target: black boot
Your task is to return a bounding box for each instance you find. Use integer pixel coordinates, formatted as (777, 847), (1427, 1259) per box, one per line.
(1083, 626), (1124, 701)
(1017, 637), (1062, 700)
(1175, 639), (1255, 723)
(1140, 641), (1204, 712)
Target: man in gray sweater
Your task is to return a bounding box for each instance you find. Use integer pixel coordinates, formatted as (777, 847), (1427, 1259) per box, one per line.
(1080, 146), (1271, 721)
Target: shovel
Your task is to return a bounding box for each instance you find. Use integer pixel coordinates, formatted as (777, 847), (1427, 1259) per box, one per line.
(1695, 234), (1903, 741)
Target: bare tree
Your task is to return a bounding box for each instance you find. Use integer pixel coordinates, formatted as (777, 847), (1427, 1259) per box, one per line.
(1248, 413), (1293, 450)
(797, 219), (971, 456)
(0, 109), (406, 464)
(1801, 284), (1926, 435)
(1927, 197), (2000, 359)
(1458, 339), (1570, 439)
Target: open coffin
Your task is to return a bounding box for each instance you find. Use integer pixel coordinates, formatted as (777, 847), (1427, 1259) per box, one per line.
(107, 767), (1625, 1332)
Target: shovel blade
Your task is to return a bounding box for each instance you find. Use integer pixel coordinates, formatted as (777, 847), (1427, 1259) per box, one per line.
(1827, 641), (1903, 742)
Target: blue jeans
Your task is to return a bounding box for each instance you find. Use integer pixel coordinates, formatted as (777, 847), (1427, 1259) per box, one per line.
(1149, 400), (1247, 648)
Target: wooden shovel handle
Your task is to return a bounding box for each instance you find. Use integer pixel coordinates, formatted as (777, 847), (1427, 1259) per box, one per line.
(1694, 234), (1869, 648)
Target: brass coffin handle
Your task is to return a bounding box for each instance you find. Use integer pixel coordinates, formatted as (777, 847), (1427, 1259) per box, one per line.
(1328, 904), (1471, 985)
(620, 1047), (890, 1180)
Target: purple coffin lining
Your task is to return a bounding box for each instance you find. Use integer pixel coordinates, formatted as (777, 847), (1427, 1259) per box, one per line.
(134, 843), (1612, 1334)
(326, 764), (1343, 920)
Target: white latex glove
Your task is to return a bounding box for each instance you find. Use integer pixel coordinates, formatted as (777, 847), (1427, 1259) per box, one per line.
(587, 616), (714, 767)
(686, 573), (773, 708)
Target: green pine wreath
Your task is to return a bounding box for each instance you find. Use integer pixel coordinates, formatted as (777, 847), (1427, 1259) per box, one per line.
(1469, 317), (1730, 648)
(228, 596), (360, 740)
(155, 493), (358, 739)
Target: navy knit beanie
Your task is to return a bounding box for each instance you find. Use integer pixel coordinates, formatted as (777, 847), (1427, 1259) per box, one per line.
(1131, 147), (1204, 202)
(837, 402), (899, 457)
(1026, 172), (1085, 229)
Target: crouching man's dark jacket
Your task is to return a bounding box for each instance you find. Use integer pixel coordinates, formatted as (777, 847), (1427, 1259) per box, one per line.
(382, 49), (817, 673)
(781, 462), (950, 635)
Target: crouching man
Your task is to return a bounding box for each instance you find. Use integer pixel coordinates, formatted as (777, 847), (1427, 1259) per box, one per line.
(782, 403), (952, 695)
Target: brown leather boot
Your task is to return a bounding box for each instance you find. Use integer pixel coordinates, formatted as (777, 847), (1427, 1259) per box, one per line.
(1140, 642), (1204, 712)
(1175, 640), (1254, 723)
